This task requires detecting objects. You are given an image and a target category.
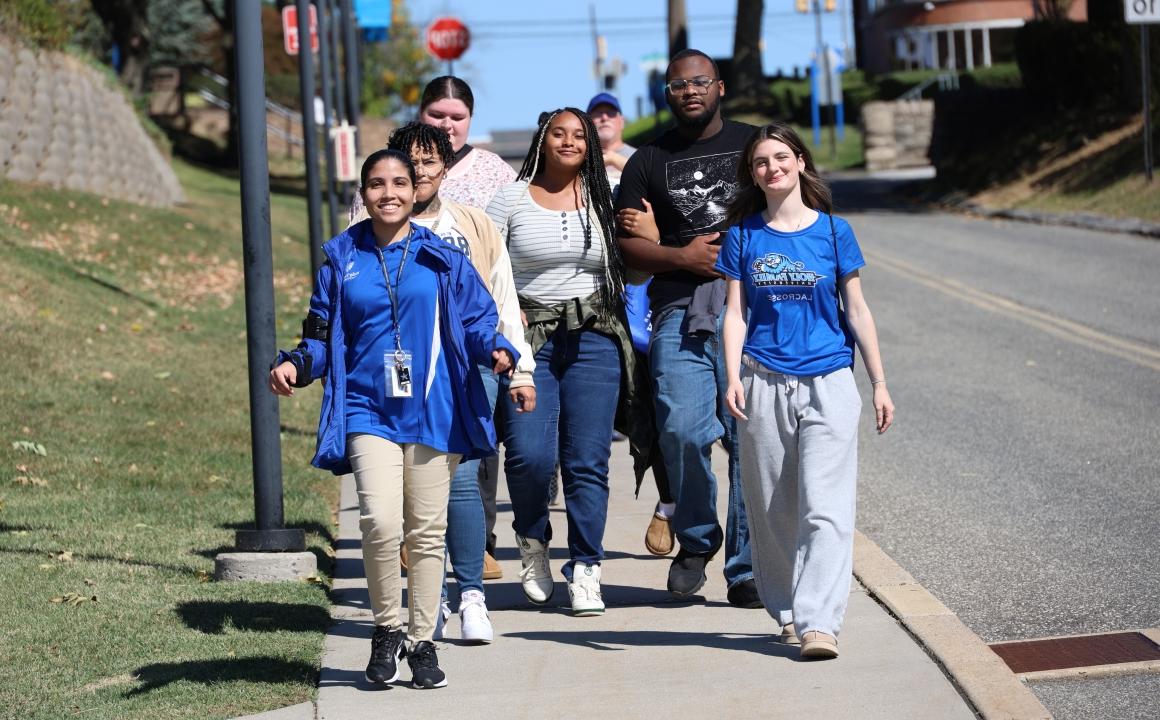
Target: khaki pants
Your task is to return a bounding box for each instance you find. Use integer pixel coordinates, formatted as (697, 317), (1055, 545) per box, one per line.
(347, 433), (460, 643)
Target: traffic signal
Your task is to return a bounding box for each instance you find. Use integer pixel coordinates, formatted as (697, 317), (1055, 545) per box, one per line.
(795, 0), (809, 13)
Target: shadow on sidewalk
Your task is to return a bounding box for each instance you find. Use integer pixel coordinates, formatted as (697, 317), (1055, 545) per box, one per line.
(503, 629), (793, 657)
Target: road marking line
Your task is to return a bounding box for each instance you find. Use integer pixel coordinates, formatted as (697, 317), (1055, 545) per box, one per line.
(866, 249), (1160, 373)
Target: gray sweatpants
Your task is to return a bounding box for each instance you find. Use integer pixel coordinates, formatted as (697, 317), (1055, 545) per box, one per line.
(738, 359), (861, 637)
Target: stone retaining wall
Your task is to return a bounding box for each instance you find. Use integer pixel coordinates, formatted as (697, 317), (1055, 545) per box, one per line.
(861, 100), (935, 172)
(0, 35), (183, 207)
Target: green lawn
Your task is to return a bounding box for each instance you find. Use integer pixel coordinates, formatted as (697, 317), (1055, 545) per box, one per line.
(0, 161), (335, 719)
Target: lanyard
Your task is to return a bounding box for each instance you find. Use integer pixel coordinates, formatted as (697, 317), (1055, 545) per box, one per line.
(374, 229), (414, 363)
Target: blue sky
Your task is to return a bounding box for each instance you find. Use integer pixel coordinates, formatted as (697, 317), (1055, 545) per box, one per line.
(401, 0), (852, 140)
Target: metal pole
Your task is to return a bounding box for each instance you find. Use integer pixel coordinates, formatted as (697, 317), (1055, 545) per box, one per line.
(340, 0), (361, 155)
(330, 0), (345, 126)
(1144, 25), (1154, 183)
(297, 0), (325, 278)
(232, 0), (303, 553)
(317, 2), (340, 237)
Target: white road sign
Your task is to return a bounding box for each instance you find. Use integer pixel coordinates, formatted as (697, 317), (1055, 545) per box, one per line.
(1126, 0), (1160, 24)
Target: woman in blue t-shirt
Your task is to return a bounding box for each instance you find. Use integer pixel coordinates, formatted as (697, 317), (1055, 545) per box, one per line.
(717, 123), (895, 660)
(269, 149), (517, 689)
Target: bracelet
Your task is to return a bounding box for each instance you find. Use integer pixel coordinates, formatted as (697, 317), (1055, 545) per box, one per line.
(870, 379), (887, 386)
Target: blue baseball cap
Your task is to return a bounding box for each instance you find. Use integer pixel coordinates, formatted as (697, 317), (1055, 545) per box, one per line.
(586, 92), (622, 114)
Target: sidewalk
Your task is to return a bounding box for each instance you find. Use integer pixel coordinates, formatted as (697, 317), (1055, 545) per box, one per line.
(245, 446), (977, 720)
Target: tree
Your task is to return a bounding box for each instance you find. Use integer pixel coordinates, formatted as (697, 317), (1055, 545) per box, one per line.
(360, 5), (437, 119)
(88, 0), (151, 94)
(732, 0), (764, 96)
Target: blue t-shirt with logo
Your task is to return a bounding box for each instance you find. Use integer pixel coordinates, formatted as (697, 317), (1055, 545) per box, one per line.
(715, 211), (865, 377)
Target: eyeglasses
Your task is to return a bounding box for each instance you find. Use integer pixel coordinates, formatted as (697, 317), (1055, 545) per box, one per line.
(664, 76), (717, 94)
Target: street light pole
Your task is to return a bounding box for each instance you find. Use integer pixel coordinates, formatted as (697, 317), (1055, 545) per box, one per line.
(232, 0), (304, 554)
(296, 0), (325, 278)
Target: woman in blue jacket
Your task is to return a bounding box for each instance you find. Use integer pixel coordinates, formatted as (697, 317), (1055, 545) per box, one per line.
(269, 148), (517, 689)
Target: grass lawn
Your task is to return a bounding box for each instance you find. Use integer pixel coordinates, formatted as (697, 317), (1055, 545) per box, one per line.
(0, 160), (336, 719)
(1017, 172), (1160, 224)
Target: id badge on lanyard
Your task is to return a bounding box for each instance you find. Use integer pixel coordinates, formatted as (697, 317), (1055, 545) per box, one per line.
(377, 232), (416, 399)
(385, 349), (413, 398)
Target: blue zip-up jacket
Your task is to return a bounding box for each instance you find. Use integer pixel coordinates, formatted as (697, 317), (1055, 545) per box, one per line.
(277, 220), (518, 474)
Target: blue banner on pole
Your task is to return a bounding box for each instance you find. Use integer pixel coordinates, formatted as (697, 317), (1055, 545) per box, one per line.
(354, 0), (391, 29)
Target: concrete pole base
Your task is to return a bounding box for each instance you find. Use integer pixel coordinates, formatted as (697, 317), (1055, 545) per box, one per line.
(214, 551), (318, 582)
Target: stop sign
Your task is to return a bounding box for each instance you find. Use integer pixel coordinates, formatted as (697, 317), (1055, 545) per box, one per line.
(426, 17), (470, 61)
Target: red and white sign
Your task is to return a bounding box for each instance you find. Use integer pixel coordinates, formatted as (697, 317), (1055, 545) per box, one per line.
(425, 17), (470, 61)
(281, 5), (319, 56)
(331, 122), (358, 182)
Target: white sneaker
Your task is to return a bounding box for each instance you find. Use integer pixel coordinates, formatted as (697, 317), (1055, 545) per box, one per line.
(433, 599), (450, 641)
(516, 535), (554, 604)
(458, 590), (493, 644)
(567, 562), (604, 616)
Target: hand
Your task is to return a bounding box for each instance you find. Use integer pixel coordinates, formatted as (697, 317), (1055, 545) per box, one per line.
(873, 384), (894, 434)
(677, 232), (723, 277)
(520, 309), (528, 328)
(509, 385), (537, 413)
(269, 361), (297, 396)
(617, 199), (660, 244)
(724, 379), (747, 421)
(492, 348), (515, 376)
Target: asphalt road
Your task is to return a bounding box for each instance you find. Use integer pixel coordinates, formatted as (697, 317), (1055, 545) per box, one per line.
(832, 176), (1160, 719)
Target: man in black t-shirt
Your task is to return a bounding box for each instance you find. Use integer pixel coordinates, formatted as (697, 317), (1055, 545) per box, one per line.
(615, 49), (759, 608)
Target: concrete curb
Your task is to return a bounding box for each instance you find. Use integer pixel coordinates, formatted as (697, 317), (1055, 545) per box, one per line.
(853, 530), (1054, 720)
(950, 200), (1160, 240)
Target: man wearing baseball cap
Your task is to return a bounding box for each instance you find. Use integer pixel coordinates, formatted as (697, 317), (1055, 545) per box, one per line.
(587, 92), (636, 188)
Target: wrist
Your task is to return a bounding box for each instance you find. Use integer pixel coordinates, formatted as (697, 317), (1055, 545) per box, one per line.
(871, 379), (887, 387)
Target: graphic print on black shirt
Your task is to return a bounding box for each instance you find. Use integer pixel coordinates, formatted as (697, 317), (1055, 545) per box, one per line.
(665, 150), (742, 241)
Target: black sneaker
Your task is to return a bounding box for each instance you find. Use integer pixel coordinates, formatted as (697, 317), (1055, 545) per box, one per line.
(667, 547), (711, 597)
(407, 640), (447, 689)
(726, 578), (764, 609)
(365, 625), (406, 685)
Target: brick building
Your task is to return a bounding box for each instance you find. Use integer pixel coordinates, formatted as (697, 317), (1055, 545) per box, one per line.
(854, 0), (1088, 73)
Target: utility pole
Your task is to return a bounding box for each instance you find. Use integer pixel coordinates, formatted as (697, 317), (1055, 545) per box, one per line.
(668, 0), (687, 58)
(296, 0), (325, 277)
(589, 1), (603, 93)
(230, 0), (304, 555)
(339, 0), (361, 156)
(317, 0), (339, 237)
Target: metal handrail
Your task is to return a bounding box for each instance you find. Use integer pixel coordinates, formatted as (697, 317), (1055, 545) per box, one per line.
(195, 88), (303, 147)
(899, 72), (959, 101)
(196, 68), (299, 121)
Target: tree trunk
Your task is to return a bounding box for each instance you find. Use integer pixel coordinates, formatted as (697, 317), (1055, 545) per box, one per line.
(89, 0), (151, 95)
(668, 0), (687, 59)
(732, 0), (764, 96)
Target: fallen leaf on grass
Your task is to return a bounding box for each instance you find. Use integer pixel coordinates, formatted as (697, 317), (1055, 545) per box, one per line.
(38, 563), (53, 570)
(99, 371), (115, 381)
(304, 574), (330, 588)
(11, 441), (47, 456)
(52, 551), (74, 563)
(133, 523), (153, 529)
(128, 464), (139, 473)
(195, 569), (212, 583)
(13, 475), (48, 487)
(15, 464), (29, 473)
(50, 592), (97, 607)
(154, 371), (171, 380)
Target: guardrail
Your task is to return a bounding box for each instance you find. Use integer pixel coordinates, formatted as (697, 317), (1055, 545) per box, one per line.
(899, 73), (959, 101)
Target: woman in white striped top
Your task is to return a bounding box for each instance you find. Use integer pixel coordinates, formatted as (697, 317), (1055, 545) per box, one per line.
(485, 108), (631, 616)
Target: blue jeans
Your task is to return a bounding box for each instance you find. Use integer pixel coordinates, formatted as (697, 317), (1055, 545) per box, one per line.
(500, 328), (620, 579)
(649, 306), (753, 587)
(443, 365), (498, 602)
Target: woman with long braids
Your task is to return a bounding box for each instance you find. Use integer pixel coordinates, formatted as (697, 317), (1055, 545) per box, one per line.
(383, 121), (537, 644)
(485, 108), (651, 616)
(718, 123), (894, 659)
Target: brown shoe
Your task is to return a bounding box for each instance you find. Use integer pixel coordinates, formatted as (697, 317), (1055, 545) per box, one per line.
(482, 550), (503, 580)
(644, 511), (674, 556)
(778, 622), (801, 646)
(800, 630), (839, 659)
(399, 545), (409, 572)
